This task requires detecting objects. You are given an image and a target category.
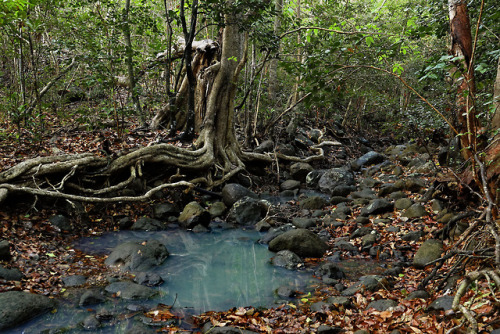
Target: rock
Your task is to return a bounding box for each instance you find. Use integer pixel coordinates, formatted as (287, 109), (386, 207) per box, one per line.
(192, 224), (209, 233)
(331, 185), (356, 197)
(354, 331), (370, 334)
(403, 204), (428, 218)
(153, 203), (179, 219)
(310, 301), (331, 312)
(330, 196), (350, 205)
(255, 220), (271, 232)
(118, 217), (134, 230)
(280, 179), (301, 191)
(389, 191), (406, 200)
(393, 165), (404, 176)
(254, 139), (274, 153)
(131, 217), (166, 231)
(133, 272), (164, 286)
(105, 281), (157, 300)
(178, 202), (211, 229)
(317, 325), (343, 334)
(306, 170), (325, 188)
(299, 196), (328, 210)
(0, 265), (23, 281)
(361, 233), (377, 248)
(427, 296), (454, 311)
(62, 274), (87, 287)
(271, 250), (303, 269)
(405, 290), (430, 300)
(295, 133), (315, 149)
(378, 183), (402, 197)
(355, 216), (371, 225)
(413, 239), (443, 268)
(290, 162), (314, 182)
(0, 291), (58, 330)
(431, 199), (445, 212)
(308, 129), (322, 143)
(49, 214), (72, 232)
(227, 197), (266, 225)
(341, 275), (389, 296)
(352, 151), (386, 170)
(291, 217), (317, 229)
(403, 178), (426, 192)
(351, 227), (374, 239)
(276, 286), (296, 298)
(367, 299), (398, 311)
(334, 240), (358, 252)
(105, 240), (169, 272)
(79, 289), (105, 306)
(318, 168), (355, 194)
(221, 183), (258, 207)
(277, 143), (296, 156)
(327, 296), (351, 307)
(202, 324), (259, 334)
(269, 229), (329, 258)
(402, 230), (425, 241)
(360, 199), (393, 216)
(351, 188), (377, 200)
(395, 198), (413, 210)
(315, 262), (345, 280)
(0, 240), (11, 260)
(82, 314), (100, 330)
(258, 224), (294, 244)
(208, 201), (226, 218)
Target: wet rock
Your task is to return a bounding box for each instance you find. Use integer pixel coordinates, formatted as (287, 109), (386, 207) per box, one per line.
(276, 286), (296, 298)
(208, 201), (227, 218)
(318, 168), (355, 195)
(254, 139), (274, 153)
(153, 203), (180, 220)
(315, 262), (345, 280)
(105, 281), (157, 300)
(352, 151), (386, 170)
(227, 197), (266, 225)
(271, 250), (303, 270)
(413, 239), (443, 268)
(290, 162), (314, 182)
(192, 224), (209, 233)
(255, 219), (271, 232)
(0, 265), (23, 281)
(403, 204), (428, 218)
(221, 183), (258, 207)
(0, 291), (58, 330)
(280, 179), (301, 191)
(269, 229), (328, 258)
(395, 198), (413, 210)
(134, 272), (164, 286)
(258, 224), (294, 244)
(62, 274), (87, 287)
(402, 230), (425, 241)
(427, 296), (454, 311)
(292, 217), (317, 229)
(131, 217), (166, 231)
(49, 214), (73, 232)
(79, 289), (106, 306)
(178, 202), (211, 229)
(405, 290), (430, 300)
(0, 240), (11, 260)
(360, 199), (393, 216)
(299, 196), (328, 210)
(82, 315), (100, 330)
(367, 299), (398, 311)
(306, 170), (325, 188)
(105, 240), (169, 272)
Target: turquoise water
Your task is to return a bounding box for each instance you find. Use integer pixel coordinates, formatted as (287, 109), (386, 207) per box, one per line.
(6, 228), (318, 333)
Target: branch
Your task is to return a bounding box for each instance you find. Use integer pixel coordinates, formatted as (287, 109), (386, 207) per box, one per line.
(280, 26), (395, 39)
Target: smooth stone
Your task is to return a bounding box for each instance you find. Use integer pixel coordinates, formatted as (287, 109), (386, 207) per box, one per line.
(79, 289), (106, 306)
(221, 183), (258, 207)
(208, 201), (227, 218)
(0, 240), (11, 260)
(133, 272), (164, 286)
(367, 299), (398, 311)
(291, 217), (317, 229)
(153, 203), (179, 219)
(403, 203), (428, 218)
(395, 198), (413, 210)
(105, 240), (169, 272)
(413, 239), (443, 268)
(269, 229), (329, 258)
(105, 281), (157, 300)
(276, 286), (296, 298)
(131, 217), (166, 231)
(299, 196), (328, 210)
(290, 162), (314, 182)
(49, 214), (73, 232)
(318, 168), (355, 194)
(62, 274), (87, 287)
(360, 199), (393, 216)
(271, 250), (303, 270)
(280, 179), (301, 191)
(427, 296), (454, 311)
(178, 202), (211, 229)
(227, 197), (266, 225)
(402, 230), (425, 241)
(405, 290), (430, 300)
(0, 291), (58, 330)
(0, 265), (23, 281)
(315, 262), (345, 279)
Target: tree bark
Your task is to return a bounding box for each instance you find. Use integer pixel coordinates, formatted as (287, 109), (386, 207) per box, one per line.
(492, 56), (500, 134)
(267, 0), (282, 100)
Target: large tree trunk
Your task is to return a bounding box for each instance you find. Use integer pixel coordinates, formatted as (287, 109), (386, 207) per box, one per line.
(448, 0), (477, 160)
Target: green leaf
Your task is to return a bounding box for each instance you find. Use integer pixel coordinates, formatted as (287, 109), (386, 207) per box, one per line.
(46, 253), (56, 258)
(366, 36), (374, 47)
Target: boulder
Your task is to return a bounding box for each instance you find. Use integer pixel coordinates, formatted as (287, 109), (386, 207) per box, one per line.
(290, 162), (314, 182)
(280, 179), (301, 191)
(105, 240), (169, 272)
(62, 274), (87, 287)
(258, 224), (295, 244)
(105, 281), (157, 300)
(0, 240), (11, 260)
(79, 289), (106, 306)
(131, 217), (166, 231)
(208, 201), (227, 218)
(395, 198), (413, 210)
(227, 197), (266, 225)
(367, 299), (398, 311)
(268, 229), (328, 258)
(315, 262), (345, 280)
(0, 291), (58, 330)
(360, 199), (394, 216)
(403, 204), (428, 218)
(299, 196), (328, 210)
(291, 217), (317, 229)
(318, 168), (355, 194)
(271, 250), (303, 270)
(133, 272), (164, 286)
(306, 170), (325, 188)
(352, 151), (386, 170)
(153, 203), (179, 220)
(221, 183), (258, 207)
(0, 265), (23, 281)
(413, 239), (443, 268)
(254, 139), (274, 153)
(178, 201), (211, 229)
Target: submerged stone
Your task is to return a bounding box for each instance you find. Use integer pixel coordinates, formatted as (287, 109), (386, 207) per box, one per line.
(0, 291), (58, 330)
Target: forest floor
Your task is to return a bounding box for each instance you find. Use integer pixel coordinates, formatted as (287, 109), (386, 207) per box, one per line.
(0, 113), (498, 334)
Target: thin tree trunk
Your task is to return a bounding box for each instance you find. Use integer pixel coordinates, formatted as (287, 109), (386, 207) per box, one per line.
(267, 0), (282, 100)
(492, 56), (500, 134)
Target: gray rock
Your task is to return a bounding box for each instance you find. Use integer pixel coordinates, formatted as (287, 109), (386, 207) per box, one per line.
(378, 183), (402, 197)
(290, 162), (314, 182)
(351, 188), (377, 200)
(49, 214), (72, 232)
(360, 199), (393, 216)
(208, 201), (226, 218)
(315, 262), (345, 280)
(277, 143), (296, 156)
(317, 325), (343, 334)
(0, 291), (58, 330)
(254, 139), (274, 153)
(402, 230), (425, 241)
(352, 151), (386, 170)
(295, 133), (315, 149)
(334, 240), (358, 252)
(291, 217), (317, 229)
(327, 296), (351, 307)
(258, 224), (294, 244)
(153, 203), (179, 219)
(133, 272), (164, 286)
(255, 219), (271, 232)
(330, 196), (350, 205)
(427, 296), (454, 311)
(280, 179), (301, 191)
(299, 196), (328, 210)
(62, 274), (87, 287)
(0, 265), (23, 281)
(118, 217), (134, 230)
(131, 217), (166, 231)
(227, 197), (266, 225)
(341, 275), (389, 296)
(82, 315), (100, 330)
(360, 177), (381, 188)
(403, 204), (428, 218)
(202, 324), (259, 334)
(105, 240), (169, 272)
(431, 199), (445, 212)
(271, 250), (303, 270)
(0, 240), (11, 260)
(269, 229), (328, 258)
(351, 227), (374, 239)
(405, 290), (430, 300)
(308, 129), (322, 143)
(276, 286), (296, 298)
(310, 301), (331, 312)
(79, 289), (105, 306)
(389, 191), (406, 200)
(413, 239), (443, 268)
(178, 202), (211, 228)
(404, 178), (426, 192)
(105, 281), (157, 300)
(306, 170), (325, 188)
(395, 198), (413, 210)
(318, 168), (355, 194)
(221, 183), (258, 207)
(361, 233), (377, 248)
(367, 299), (398, 311)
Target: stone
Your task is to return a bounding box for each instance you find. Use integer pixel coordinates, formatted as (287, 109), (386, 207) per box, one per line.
(271, 250), (303, 270)
(351, 188), (377, 200)
(202, 324), (259, 334)
(290, 162), (314, 182)
(341, 275), (389, 296)
(255, 220), (271, 232)
(227, 197), (266, 225)
(403, 204), (428, 218)
(178, 202), (211, 229)
(49, 214), (72, 232)
(352, 151), (386, 170)
(118, 217), (134, 230)
(153, 203), (179, 219)
(0, 265), (23, 281)
(427, 296), (454, 311)
(306, 170), (325, 188)
(131, 217), (166, 231)
(221, 183), (258, 207)
(404, 178), (426, 192)
(269, 229), (328, 258)
(291, 217), (317, 229)
(367, 299), (398, 311)
(133, 272), (164, 286)
(254, 139), (274, 153)
(258, 224), (294, 244)
(0, 240), (11, 260)
(330, 196), (350, 205)
(378, 183), (403, 197)
(208, 201), (226, 218)
(389, 191), (406, 200)
(405, 290), (430, 300)
(315, 262), (345, 280)
(310, 301), (331, 312)
(318, 168), (356, 194)
(82, 314), (100, 330)
(308, 129), (322, 143)
(277, 143), (295, 156)
(0, 291), (58, 330)
(413, 239), (443, 268)
(334, 240), (358, 252)
(327, 296), (351, 307)
(402, 230), (425, 241)
(361, 233), (377, 248)
(62, 274), (87, 287)
(395, 198), (413, 210)
(431, 199), (445, 212)
(105, 281), (157, 300)
(105, 240), (169, 272)
(360, 199), (393, 216)
(295, 133), (315, 149)
(280, 179), (301, 191)
(80, 289), (106, 306)
(331, 185), (356, 197)
(276, 286), (296, 298)
(350, 227), (374, 239)
(299, 196), (328, 210)
(317, 325), (343, 334)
